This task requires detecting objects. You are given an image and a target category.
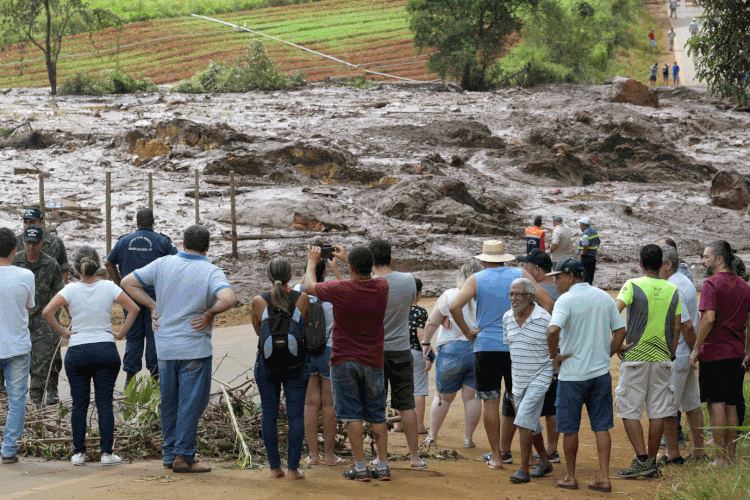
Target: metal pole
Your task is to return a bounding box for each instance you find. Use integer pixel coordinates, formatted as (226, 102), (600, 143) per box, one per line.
(106, 172), (112, 255)
(39, 174), (45, 220)
(230, 171), (237, 258)
(148, 172), (153, 212)
(195, 169), (200, 224)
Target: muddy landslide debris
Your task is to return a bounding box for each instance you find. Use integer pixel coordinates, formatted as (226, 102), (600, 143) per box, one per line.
(710, 171), (750, 210)
(609, 77), (659, 108)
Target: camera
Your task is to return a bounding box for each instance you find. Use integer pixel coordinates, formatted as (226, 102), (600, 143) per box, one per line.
(320, 244), (335, 261)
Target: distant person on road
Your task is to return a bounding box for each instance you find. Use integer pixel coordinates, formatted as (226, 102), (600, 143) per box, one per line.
(663, 64), (670, 85)
(122, 225), (236, 474)
(105, 208), (178, 389)
(691, 240), (750, 468)
(689, 18), (699, 38)
(304, 245), (390, 482)
(525, 216), (546, 254)
(549, 215), (572, 267)
(577, 217), (600, 285)
(672, 62), (680, 85)
(670, 0), (678, 19)
(546, 258), (627, 493)
(421, 261), (484, 449)
(650, 63), (658, 86)
(668, 28), (676, 51)
(649, 30), (656, 52)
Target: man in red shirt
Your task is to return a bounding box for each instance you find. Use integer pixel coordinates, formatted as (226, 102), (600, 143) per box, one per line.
(305, 245), (390, 481)
(691, 240), (750, 468)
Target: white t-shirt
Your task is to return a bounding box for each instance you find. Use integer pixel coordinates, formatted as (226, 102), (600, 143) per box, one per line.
(59, 280), (124, 347)
(668, 272), (700, 358)
(435, 288), (477, 348)
(0, 266), (35, 359)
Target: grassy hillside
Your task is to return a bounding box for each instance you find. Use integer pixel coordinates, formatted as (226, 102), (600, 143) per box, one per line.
(0, 0), (435, 89)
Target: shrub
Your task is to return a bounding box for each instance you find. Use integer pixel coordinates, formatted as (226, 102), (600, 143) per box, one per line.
(60, 69), (157, 95)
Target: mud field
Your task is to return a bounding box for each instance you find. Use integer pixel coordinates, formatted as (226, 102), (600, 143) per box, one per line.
(2, 82), (750, 300)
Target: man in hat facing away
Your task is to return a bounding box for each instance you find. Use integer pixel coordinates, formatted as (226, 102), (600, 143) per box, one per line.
(449, 240), (553, 470)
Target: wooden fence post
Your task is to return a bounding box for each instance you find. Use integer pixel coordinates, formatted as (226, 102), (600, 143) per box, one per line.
(39, 174), (45, 220)
(195, 169), (200, 224)
(230, 171), (237, 258)
(106, 172), (111, 255)
(148, 172), (153, 212)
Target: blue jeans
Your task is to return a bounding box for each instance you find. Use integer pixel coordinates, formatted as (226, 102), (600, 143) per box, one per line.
(159, 357), (212, 464)
(65, 342), (121, 454)
(255, 355), (310, 470)
(330, 360), (386, 424)
(0, 353), (30, 458)
(122, 305), (157, 375)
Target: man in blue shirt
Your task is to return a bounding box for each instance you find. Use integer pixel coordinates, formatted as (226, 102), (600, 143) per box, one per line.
(106, 208), (177, 387)
(121, 225), (235, 473)
(578, 217), (600, 285)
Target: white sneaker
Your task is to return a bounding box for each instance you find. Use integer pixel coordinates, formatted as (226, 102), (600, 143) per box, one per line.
(464, 438), (476, 448)
(71, 453), (87, 466)
(101, 453), (123, 466)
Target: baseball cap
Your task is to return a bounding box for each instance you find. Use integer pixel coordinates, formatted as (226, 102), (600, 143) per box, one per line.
(578, 216), (590, 225)
(517, 248), (552, 270)
(552, 215), (563, 222)
(546, 257), (585, 276)
(23, 207), (43, 221)
(23, 225), (44, 243)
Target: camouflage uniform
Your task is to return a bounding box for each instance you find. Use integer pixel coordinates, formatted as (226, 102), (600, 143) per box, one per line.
(16, 231), (70, 275)
(12, 251), (64, 393)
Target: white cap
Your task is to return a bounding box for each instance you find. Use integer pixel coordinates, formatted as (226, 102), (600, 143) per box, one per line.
(579, 216), (591, 225)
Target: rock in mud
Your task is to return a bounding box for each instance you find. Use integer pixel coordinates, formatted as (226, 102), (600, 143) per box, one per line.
(366, 120), (505, 149)
(710, 171), (750, 210)
(610, 78), (659, 108)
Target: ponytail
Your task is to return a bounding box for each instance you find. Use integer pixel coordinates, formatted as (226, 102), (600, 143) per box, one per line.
(708, 240), (749, 281)
(266, 257), (292, 311)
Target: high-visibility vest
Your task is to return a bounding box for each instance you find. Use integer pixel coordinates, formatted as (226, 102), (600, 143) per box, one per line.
(525, 226), (545, 253)
(579, 227), (600, 256)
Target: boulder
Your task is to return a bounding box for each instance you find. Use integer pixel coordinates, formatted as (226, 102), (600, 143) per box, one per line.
(710, 171), (750, 210)
(610, 78), (659, 108)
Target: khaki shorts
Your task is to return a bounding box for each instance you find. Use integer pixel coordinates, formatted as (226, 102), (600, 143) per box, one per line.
(671, 356), (701, 413)
(615, 361), (676, 420)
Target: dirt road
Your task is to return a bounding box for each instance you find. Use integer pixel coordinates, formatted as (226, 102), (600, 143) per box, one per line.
(667, 1), (704, 86)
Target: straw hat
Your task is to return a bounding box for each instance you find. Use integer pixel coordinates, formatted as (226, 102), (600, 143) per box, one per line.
(475, 240), (515, 263)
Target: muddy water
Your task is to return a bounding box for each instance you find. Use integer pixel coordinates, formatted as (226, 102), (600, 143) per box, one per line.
(0, 83), (747, 304)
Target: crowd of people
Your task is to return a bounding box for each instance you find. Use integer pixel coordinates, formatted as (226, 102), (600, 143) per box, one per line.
(1, 206), (749, 491)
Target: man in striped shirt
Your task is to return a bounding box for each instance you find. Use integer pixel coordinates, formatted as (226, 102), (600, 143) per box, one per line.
(502, 278), (553, 484)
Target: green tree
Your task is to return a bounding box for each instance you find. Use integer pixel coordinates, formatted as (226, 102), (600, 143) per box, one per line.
(407, 0), (539, 90)
(0, 0), (119, 95)
(688, 0), (750, 105)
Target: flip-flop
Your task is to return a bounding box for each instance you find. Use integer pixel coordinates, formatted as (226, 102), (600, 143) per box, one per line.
(393, 429), (404, 433)
(556, 482), (579, 490)
(411, 461), (428, 470)
(486, 462), (504, 470)
(588, 482), (612, 493)
(304, 456), (319, 465)
(323, 457), (348, 466)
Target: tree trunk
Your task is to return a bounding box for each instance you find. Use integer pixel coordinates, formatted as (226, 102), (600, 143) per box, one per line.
(46, 61), (57, 95)
(44, 0), (56, 95)
(461, 63), (472, 90)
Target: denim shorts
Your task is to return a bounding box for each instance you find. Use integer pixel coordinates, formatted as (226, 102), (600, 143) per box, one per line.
(330, 360), (386, 424)
(556, 373), (614, 434)
(435, 340), (475, 394)
(308, 346), (332, 379)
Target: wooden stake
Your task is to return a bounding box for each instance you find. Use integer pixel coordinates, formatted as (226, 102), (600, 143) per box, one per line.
(195, 169), (200, 224)
(106, 172), (111, 255)
(230, 171), (237, 258)
(39, 175), (45, 220)
(148, 172), (153, 212)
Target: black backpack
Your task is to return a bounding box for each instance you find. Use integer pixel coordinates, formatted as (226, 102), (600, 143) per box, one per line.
(305, 298), (328, 356)
(259, 290), (306, 373)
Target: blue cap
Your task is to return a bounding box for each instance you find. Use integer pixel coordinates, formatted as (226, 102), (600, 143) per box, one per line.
(552, 215), (563, 222)
(546, 257), (584, 276)
(23, 207), (43, 221)
(23, 225), (44, 243)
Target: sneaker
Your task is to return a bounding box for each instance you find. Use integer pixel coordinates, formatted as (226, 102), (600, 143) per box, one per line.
(501, 451), (513, 464)
(30, 389), (43, 407)
(657, 455), (684, 466)
(342, 464), (370, 482)
(463, 438), (475, 449)
(509, 469), (530, 483)
(101, 453), (123, 466)
(530, 462), (553, 478)
(533, 451), (560, 463)
(618, 457), (658, 478)
(2, 455), (18, 464)
(45, 390), (59, 406)
(370, 463), (391, 481)
(481, 452), (493, 462)
(71, 453), (87, 466)
(423, 436), (436, 447)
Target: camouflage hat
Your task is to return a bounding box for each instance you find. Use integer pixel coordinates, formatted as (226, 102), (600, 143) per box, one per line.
(23, 207), (43, 221)
(23, 225), (44, 243)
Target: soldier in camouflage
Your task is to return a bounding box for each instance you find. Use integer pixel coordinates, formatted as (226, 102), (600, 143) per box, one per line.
(12, 225), (64, 406)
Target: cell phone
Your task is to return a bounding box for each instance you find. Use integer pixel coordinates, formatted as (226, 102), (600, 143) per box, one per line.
(320, 245), (335, 261)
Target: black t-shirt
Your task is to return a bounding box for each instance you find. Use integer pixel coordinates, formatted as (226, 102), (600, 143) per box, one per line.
(409, 305), (428, 351)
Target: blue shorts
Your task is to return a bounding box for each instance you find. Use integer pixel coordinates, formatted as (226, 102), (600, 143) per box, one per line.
(435, 340), (475, 394)
(308, 346), (332, 379)
(556, 373), (614, 434)
(330, 360), (386, 424)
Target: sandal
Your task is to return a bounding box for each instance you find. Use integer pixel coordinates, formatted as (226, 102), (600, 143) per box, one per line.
(323, 457), (347, 466)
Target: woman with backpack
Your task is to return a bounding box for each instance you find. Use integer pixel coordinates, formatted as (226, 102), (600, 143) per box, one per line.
(252, 257), (310, 480)
(294, 259), (347, 466)
(41, 246), (140, 467)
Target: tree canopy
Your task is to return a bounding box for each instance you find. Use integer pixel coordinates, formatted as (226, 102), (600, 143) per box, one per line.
(407, 0), (539, 90)
(689, 0), (750, 105)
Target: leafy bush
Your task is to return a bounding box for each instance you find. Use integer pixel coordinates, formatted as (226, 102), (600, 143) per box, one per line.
(172, 38), (300, 93)
(60, 69), (157, 95)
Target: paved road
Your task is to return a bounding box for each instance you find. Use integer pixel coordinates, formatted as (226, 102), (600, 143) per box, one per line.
(667, 1), (704, 86)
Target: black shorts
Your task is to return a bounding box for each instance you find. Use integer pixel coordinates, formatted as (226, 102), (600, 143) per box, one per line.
(699, 358), (746, 406)
(502, 390), (516, 418)
(541, 376), (558, 417)
(475, 351), (511, 394)
(384, 350), (415, 411)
